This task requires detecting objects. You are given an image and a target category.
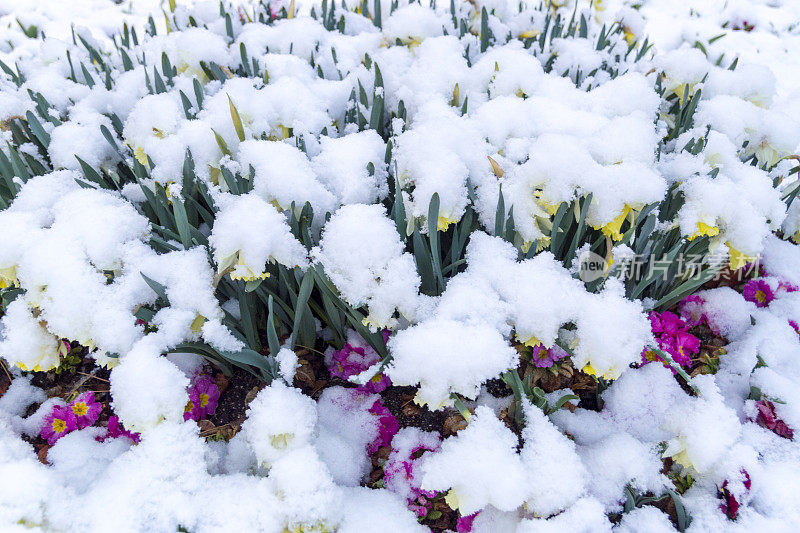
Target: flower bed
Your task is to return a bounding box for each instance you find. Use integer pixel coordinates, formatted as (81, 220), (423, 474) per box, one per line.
(1, 0), (800, 531)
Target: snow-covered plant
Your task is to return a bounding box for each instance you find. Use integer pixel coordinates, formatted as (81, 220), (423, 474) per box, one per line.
(2, 0), (800, 529)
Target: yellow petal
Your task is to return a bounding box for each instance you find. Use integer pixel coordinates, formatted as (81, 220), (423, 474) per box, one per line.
(688, 221), (719, 241)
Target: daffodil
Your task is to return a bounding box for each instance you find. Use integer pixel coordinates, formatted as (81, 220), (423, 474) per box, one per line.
(444, 488), (465, 512)
(533, 190), (560, 216)
(582, 362), (620, 381)
(727, 244), (756, 271)
(750, 138), (785, 169)
(688, 221), (719, 241)
(623, 26), (637, 46)
(362, 314), (396, 332)
(593, 205), (633, 242)
(412, 390), (453, 410)
(437, 214), (459, 231)
(592, 0), (606, 22)
(190, 314), (206, 334)
(133, 145), (149, 167)
(218, 250), (270, 282)
(15, 334), (69, 372)
(268, 124), (292, 141)
(0, 265), (19, 289)
(663, 437), (694, 471)
(665, 80), (697, 102)
(519, 235), (550, 254)
(518, 334), (544, 348)
(282, 521), (331, 533)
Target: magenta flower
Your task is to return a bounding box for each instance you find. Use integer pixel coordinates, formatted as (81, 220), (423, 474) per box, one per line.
(790, 320), (799, 336)
(719, 469), (751, 520)
(327, 331), (392, 393)
(678, 295), (707, 327)
(41, 405), (78, 445)
(743, 279), (774, 308)
(384, 433), (441, 509)
(184, 376), (220, 421)
(68, 391), (102, 429)
(408, 499), (429, 518)
(530, 343), (568, 368)
(675, 330), (700, 364)
(777, 280), (798, 293)
(641, 310), (700, 370)
(367, 399), (399, 454)
(457, 512), (479, 532)
(361, 372), (392, 394)
(100, 415), (141, 444)
(650, 311), (684, 336)
(754, 399), (793, 439)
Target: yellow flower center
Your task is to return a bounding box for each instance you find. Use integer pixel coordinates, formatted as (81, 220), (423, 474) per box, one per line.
(72, 402), (88, 416)
(52, 419), (67, 433)
(756, 290), (767, 303)
(199, 393), (210, 408)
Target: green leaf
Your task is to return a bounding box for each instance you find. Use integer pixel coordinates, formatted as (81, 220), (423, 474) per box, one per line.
(412, 224), (436, 295)
(480, 7), (490, 53)
(550, 201), (570, 258)
(228, 95), (246, 142)
(373, 0), (382, 27)
(140, 273), (168, 301)
(237, 285), (260, 350)
(172, 198), (192, 249)
(25, 111), (50, 147)
(392, 175), (407, 238)
(193, 77), (204, 110)
(75, 156), (111, 189)
(494, 187), (505, 236)
(220, 347), (275, 380)
(289, 270), (315, 350)
(212, 129), (231, 156)
(7, 145), (31, 183)
(167, 343), (233, 376)
(427, 193), (444, 292)
(267, 295), (281, 356)
(244, 278), (264, 292)
(564, 193), (592, 265)
(546, 393), (579, 415)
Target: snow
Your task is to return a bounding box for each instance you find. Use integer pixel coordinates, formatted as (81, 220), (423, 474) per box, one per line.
(313, 203), (421, 329)
(419, 406), (527, 515)
(1, 0), (800, 530)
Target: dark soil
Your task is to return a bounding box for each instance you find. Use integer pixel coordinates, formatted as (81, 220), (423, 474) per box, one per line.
(208, 368), (261, 426)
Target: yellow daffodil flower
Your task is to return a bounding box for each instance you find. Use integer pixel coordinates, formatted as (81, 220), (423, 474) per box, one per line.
(533, 190), (560, 216)
(727, 244), (756, 271)
(15, 337), (69, 372)
(519, 29), (541, 39)
(688, 221), (719, 241)
(663, 437), (694, 471)
(0, 265), (19, 289)
(190, 314), (206, 334)
(582, 363), (620, 381)
(437, 214), (458, 231)
(219, 251), (270, 282)
(134, 146), (149, 167)
(444, 489), (464, 512)
(594, 205), (633, 242)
